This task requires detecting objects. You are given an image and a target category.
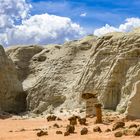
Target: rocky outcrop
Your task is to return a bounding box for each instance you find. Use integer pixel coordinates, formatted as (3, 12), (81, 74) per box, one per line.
(75, 31), (140, 114)
(126, 81), (140, 119)
(0, 45), (26, 113)
(6, 45), (43, 82)
(5, 29), (140, 117)
(6, 35), (97, 113)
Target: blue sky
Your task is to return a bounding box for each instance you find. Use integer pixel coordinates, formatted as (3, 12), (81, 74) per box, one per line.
(1, 0), (140, 46)
(29, 0), (140, 33)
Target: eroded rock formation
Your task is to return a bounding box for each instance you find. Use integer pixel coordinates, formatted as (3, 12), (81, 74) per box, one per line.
(6, 35), (97, 113)
(5, 29), (140, 118)
(75, 31), (140, 115)
(126, 81), (140, 119)
(0, 45), (26, 113)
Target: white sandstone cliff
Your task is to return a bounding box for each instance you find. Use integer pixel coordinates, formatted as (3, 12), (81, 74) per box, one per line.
(0, 45), (26, 113)
(6, 35), (97, 113)
(5, 29), (140, 118)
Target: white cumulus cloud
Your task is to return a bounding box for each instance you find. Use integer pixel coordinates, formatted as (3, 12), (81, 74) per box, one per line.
(0, 0), (85, 47)
(0, 0), (31, 28)
(6, 14), (85, 45)
(94, 18), (140, 36)
(94, 24), (119, 36)
(80, 12), (87, 17)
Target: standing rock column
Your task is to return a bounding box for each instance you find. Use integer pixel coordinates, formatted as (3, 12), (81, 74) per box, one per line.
(86, 98), (98, 117)
(81, 93), (98, 117)
(94, 103), (102, 123)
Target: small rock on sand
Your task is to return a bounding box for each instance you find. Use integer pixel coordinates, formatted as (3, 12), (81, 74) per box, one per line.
(114, 131), (123, 137)
(135, 127), (140, 136)
(105, 128), (111, 132)
(93, 126), (102, 133)
(66, 125), (75, 133)
(37, 130), (48, 137)
(64, 131), (70, 136)
(68, 116), (78, 125)
(56, 131), (63, 134)
(53, 123), (59, 128)
(47, 115), (57, 121)
(129, 124), (138, 129)
(78, 118), (87, 125)
(123, 128), (136, 136)
(80, 127), (88, 135)
(112, 121), (125, 131)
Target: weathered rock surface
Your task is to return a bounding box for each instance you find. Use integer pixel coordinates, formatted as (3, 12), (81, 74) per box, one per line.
(6, 35), (97, 113)
(5, 29), (140, 117)
(0, 45), (26, 113)
(6, 45), (43, 83)
(126, 81), (140, 119)
(75, 30), (140, 115)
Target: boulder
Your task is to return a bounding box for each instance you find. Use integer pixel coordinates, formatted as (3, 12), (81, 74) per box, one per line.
(56, 131), (63, 134)
(66, 125), (75, 133)
(112, 121), (125, 131)
(135, 127), (140, 136)
(114, 131), (123, 137)
(64, 131), (70, 136)
(123, 128), (136, 136)
(68, 115), (77, 125)
(53, 123), (59, 128)
(93, 126), (102, 132)
(80, 127), (88, 135)
(37, 130), (48, 137)
(129, 124), (138, 129)
(105, 128), (111, 132)
(78, 117), (87, 125)
(47, 115), (57, 121)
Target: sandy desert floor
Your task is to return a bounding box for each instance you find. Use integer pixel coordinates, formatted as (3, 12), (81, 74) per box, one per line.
(0, 115), (140, 140)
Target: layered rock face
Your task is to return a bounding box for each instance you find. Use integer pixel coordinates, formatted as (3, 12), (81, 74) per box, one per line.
(75, 31), (140, 114)
(0, 45), (26, 113)
(6, 45), (43, 82)
(6, 35), (97, 113)
(126, 81), (140, 119)
(6, 30), (140, 117)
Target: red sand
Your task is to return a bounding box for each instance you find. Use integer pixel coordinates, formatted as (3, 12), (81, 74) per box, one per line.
(0, 116), (140, 140)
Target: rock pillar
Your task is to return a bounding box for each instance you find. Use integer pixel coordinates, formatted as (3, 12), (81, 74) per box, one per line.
(94, 103), (102, 123)
(81, 93), (98, 117)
